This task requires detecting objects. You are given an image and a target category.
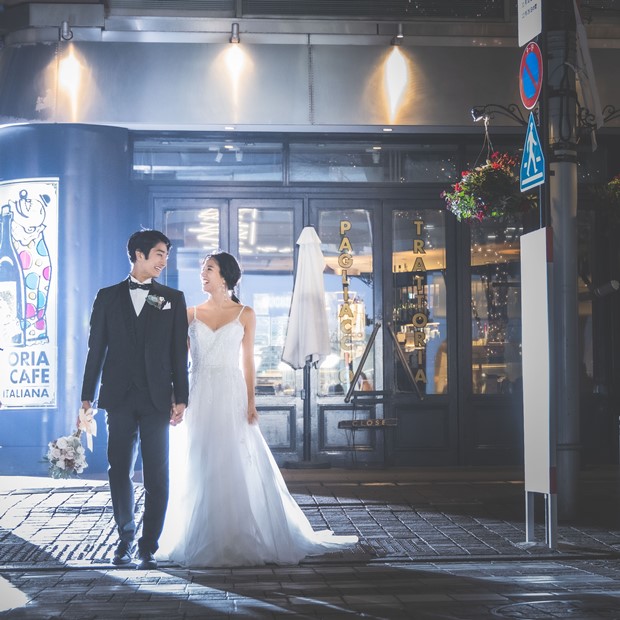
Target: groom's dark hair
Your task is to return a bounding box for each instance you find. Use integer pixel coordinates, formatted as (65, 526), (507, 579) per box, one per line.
(127, 230), (171, 263)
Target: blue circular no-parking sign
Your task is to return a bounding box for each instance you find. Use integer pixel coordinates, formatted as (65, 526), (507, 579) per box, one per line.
(519, 42), (543, 110)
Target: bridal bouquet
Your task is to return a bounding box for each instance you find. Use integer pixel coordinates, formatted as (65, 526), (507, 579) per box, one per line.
(44, 408), (98, 478)
(45, 431), (88, 479)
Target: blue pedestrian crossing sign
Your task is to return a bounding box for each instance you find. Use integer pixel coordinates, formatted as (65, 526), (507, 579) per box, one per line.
(521, 112), (545, 192)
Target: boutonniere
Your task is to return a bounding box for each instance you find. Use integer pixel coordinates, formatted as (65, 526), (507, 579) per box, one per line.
(146, 294), (167, 310)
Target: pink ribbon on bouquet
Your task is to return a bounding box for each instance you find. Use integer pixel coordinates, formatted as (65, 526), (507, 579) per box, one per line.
(78, 407), (98, 452)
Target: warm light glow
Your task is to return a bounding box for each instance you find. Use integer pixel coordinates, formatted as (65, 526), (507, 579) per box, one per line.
(224, 44), (248, 113)
(58, 47), (82, 121)
(385, 47), (409, 123)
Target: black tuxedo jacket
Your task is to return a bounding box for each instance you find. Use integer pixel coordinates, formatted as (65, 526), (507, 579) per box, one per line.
(81, 279), (189, 416)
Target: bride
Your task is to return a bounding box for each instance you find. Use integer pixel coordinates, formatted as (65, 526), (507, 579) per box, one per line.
(159, 251), (358, 567)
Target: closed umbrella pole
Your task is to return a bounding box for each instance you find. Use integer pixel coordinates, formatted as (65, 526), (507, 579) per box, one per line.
(282, 226), (331, 464)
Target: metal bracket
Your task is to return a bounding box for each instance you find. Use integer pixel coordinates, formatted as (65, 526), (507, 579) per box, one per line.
(470, 104), (527, 126)
(603, 104), (620, 124)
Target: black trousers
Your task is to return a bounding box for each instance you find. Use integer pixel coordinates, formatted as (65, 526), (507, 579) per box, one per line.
(106, 389), (170, 554)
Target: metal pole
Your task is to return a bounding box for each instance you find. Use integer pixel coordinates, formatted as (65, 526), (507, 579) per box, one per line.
(285, 360), (329, 468)
(302, 360), (311, 461)
(546, 0), (580, 519)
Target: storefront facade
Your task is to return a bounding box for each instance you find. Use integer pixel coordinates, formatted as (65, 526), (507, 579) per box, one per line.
(0, 2), (619, 473)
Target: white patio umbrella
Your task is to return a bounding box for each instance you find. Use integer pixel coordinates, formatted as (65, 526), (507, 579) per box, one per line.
(282, 226), (331, 465)
(282, 226), (331, 369)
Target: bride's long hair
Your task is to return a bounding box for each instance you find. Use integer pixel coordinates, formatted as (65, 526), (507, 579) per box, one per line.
(205, 251), (242, 304)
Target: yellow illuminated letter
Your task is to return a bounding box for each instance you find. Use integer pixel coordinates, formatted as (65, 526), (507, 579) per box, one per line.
(339, 237), (353, 253)
(412, 239), (426, 254)
(338, 253), (353, 269)
(412, 257), (427, 272)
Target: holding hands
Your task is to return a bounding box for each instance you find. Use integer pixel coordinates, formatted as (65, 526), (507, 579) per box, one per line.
(170, 403), (186, 426)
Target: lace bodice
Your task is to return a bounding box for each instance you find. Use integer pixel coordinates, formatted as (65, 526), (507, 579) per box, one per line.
(188, 306), (245, 374)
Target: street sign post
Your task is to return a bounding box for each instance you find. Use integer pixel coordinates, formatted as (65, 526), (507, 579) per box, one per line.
(519, 42), (543, 110)
(521, 112), (545, 192)
(518, 0), (542, 47)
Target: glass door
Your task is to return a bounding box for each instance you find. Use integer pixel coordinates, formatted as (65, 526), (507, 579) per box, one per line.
(391, 210), (449, 396)
(385, 204), (458, 466)
(230, 199), (302, 461)
(155, 194), (304, 463)
(463, 218), (525, 464)
(310, 199), (383, 466)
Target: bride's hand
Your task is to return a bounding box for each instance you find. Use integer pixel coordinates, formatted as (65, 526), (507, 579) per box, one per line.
(170, 403), (186, 426)
(247, 406), (259, 425)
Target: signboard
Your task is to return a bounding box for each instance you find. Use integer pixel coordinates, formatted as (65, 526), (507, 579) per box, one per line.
(338, 418), (397, 429)
(521, 227), (553, 494)
(520, 113), (545, 192)
(521, 226), (557, 549)
(518, 0), (542, 47)
(519, 42), (543, 110)
(0, 178), (59, 408)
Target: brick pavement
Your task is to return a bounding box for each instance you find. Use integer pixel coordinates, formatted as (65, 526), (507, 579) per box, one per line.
(1, 467), (620, 618)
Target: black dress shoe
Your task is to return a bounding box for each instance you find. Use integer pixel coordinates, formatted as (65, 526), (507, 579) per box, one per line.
(112, 541), (136, 566)
(137, 550), (157, 570)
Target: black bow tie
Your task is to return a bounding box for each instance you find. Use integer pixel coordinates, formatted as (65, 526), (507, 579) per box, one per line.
(128, 280), (152, 291)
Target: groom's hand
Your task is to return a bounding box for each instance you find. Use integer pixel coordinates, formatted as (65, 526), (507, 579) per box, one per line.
(170, 403), (186, 426)
(78, 400), (92, 426)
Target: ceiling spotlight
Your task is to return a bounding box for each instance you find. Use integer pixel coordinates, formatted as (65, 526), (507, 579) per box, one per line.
(60, 20), (73, 41)
(391, 23), (403, 46)
(230, 22), (240, 44)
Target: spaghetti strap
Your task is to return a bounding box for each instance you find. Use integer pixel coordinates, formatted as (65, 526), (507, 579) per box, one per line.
(237, 305), (245, 320)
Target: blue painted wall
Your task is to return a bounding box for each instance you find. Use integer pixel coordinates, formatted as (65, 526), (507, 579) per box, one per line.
(0, 123), (142, 475)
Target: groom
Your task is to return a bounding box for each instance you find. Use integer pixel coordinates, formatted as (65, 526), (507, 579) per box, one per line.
(81, 230), (189, 570)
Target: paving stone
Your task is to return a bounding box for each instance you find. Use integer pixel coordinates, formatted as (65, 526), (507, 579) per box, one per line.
(2, 468), (620, 618)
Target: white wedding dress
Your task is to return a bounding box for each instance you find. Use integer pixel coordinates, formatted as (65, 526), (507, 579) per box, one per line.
(158, 306), (358, 567)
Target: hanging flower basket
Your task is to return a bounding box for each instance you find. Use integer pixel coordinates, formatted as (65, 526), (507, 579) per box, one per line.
(441, 152), (537, 222)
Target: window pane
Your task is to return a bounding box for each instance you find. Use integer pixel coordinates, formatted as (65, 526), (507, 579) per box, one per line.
(133, 139), (283, 182)
(161, 200), (224, 306)
(470, 220), (523, 394)
(290, 143), (457, 183)
(235, 205), (296, 397)
(237, 207), (294, 272)
(318, 209), (374, 396)
(392, 210), (448, 395)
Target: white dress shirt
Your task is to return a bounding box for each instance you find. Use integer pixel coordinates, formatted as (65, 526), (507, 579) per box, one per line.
(128, 276), (152, 315)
